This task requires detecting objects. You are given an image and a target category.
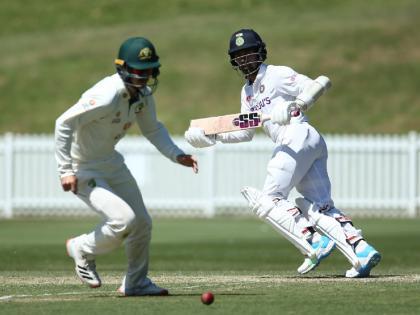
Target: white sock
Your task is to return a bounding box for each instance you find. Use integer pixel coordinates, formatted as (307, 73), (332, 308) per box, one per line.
(354, 239), (368, 253)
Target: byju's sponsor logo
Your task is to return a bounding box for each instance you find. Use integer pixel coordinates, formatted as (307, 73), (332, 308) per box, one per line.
(250, 97), (271, 111)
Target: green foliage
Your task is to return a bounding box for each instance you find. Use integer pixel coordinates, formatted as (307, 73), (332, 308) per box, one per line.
(0, 0), (419, 134)
(0, 217), (419, 314)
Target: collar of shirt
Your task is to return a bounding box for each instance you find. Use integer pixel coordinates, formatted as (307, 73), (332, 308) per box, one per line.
(247, 63), (267, 94)
(129, 94), (140, 105)
(113, 73), (142, 107)
(253, 63), (267, 86)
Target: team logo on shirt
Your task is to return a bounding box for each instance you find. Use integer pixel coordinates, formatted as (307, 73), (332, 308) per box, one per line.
(246, 95), (252, 103)
(250, 97), (271, 111)
(112, 111), (121, 124)
(123, 122), (132, 130)
(88, 179), (96, 188)
(89, 99), (96, 106)
(134, 103), (145, 113)
(259, 84), (265, 93)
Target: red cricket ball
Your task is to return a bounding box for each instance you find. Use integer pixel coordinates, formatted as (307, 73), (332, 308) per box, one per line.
(201, 291), (214, 305)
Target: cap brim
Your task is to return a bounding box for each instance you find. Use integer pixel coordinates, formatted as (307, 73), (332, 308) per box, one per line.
(127, 61), (161, 70)
(229, 44), (260, 54)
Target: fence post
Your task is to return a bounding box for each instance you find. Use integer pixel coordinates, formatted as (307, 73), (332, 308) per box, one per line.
(204, 146), (216, 217)
(408, 131), (417, 217)
(4, 132), (13, 218)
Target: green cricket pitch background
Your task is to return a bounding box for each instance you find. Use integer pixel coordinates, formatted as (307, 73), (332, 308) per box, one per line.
(0, 217), (419, 314)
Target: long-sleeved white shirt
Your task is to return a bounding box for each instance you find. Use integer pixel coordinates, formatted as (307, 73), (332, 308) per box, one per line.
(55, 73), (184, 177)
(217, 64), (313, 144)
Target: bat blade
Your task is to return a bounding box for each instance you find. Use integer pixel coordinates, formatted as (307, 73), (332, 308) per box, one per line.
(190, 112), (267, 135)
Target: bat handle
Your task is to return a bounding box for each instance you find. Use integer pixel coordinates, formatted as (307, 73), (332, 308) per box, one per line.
(290, 105), (301, 117)
(260, 114), (271, 123)
(291, 109), (300, 117)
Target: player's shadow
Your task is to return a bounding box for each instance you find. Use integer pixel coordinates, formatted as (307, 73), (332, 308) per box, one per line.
(288, 274), (400, 279)
(116, 293), (262, 298)
(168, 292), (261, 297)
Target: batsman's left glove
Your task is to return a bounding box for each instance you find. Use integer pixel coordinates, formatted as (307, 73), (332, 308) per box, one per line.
(271, 101), (300, 125)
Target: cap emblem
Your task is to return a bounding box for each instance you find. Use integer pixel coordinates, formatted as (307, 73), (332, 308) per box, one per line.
(138, 47), (152, 60)
(235, 33), (245, 46)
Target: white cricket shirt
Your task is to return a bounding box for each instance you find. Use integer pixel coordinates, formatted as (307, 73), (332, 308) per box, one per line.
(55, 74), (184, 177)
(217, 63), (313, 143)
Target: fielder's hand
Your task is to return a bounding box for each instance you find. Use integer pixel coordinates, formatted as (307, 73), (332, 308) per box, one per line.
(271, 101), (300, 125)
(184, 127), (216, 148)
(61, 175), (78, 194)
(176, 154), (199, 173)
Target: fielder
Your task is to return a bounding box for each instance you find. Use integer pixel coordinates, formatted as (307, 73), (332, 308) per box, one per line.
(55, 36), (198, 295)
(185, 29), (381, 277)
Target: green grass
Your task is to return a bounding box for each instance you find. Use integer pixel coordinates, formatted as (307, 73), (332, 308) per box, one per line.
(0, 217), (419, 314)
(0, 0), (419, 134)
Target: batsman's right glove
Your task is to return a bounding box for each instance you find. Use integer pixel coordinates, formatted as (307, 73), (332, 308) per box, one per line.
(184, 127), (216, 148)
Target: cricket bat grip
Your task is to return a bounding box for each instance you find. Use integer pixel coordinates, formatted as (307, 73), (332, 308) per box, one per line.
(290, 106), (301, 117)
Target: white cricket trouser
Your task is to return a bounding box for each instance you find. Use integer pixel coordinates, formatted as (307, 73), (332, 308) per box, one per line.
(74, 157), (152, 291)
(263, 122), (361, 241)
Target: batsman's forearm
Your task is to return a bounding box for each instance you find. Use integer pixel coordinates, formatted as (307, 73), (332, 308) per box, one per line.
(215, 128), (255, 143)
(295, 76), (331, 111)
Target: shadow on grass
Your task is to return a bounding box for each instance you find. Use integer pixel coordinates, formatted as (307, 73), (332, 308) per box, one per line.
(167, 292), (262, 297)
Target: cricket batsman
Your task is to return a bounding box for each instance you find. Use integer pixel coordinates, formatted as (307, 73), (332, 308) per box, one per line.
(185, 28), (381, 277)
(55, 36), (198, 295)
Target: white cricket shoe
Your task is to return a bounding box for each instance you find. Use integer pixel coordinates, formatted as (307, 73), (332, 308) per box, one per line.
(345, 242), (381, 278)
(297, 256), (318, 274)
(345, 267), (361, 278)
(297, 233), (335, 274)
(66, 238), (101, 288)
(117, 278), (169, 296)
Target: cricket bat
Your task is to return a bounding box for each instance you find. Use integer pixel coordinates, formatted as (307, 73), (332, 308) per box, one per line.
(190, 110), (300, 135)
(190, 76), (331, 135)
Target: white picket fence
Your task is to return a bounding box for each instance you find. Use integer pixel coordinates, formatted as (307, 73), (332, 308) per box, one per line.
(0, 132), (419, 218)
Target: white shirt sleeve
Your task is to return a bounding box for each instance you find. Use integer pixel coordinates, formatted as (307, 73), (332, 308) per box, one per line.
(54, 81), (117, 177)
(274, 66), (313, 98)
(135, 96), (184, 162)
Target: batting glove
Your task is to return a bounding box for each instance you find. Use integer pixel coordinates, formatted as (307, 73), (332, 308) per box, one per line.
(271, 101), (298, 125)
(184, 127), (216, 148)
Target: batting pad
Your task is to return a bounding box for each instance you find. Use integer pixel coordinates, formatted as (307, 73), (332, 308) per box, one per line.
(295, 197), (361, 269)
(241, 186), (316, 258)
